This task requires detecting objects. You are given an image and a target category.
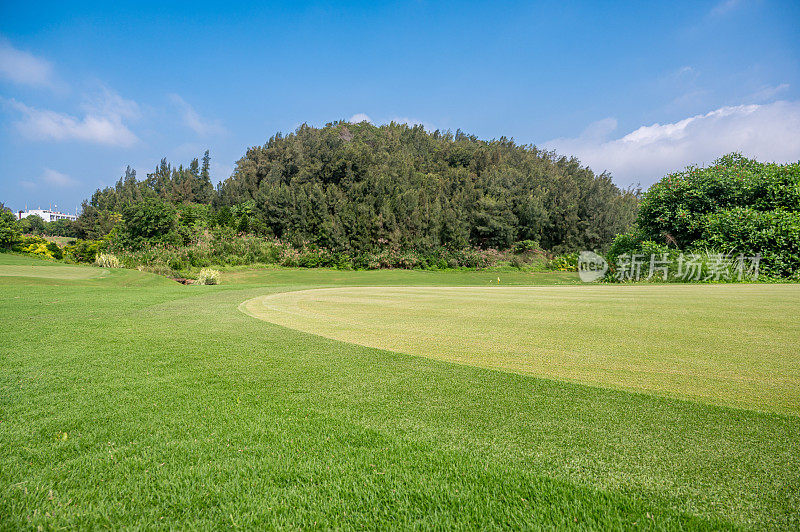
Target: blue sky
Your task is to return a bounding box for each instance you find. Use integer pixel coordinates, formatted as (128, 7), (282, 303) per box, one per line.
(1, 0), (798, 213)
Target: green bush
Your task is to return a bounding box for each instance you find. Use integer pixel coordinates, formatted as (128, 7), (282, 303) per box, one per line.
(46, 241), (63, 260)
(625, 154), (800, 279)
(0, 211), (20, 248)
(549, 252), (578, 272)
(513, 240), (540, 254)
(699, 208), (800, 277)
(114, 198), (179, 250)
(109, 230), (555, 275)
(17, 214), (46, 235)
(44, 218), (79, 238)
(65, 240), (100, 263)
(637, 153), (800, 247)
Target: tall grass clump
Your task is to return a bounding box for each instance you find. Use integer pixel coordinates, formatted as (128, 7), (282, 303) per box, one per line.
(95, 253), (121, 268)
(196, 268), (221, 285)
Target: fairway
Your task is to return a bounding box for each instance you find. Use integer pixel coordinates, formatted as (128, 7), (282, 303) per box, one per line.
(4, 4), (799, 529)
(2, 256), (799, 529)
(242, 285), (800, 414)
(0, 254), (107, 280)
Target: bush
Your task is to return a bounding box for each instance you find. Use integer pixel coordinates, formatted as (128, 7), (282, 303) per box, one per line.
(8, 235), (61, 259)
(44, 218), (79, 238)
(95, 253), (121, 268)
(46, 241), (63, 260)
(0, 211), (20, 248)
(637, 153), (800, 247)
(24, 241), (59, 259)
(115, 198), (179, 250)
(17, 214), (45, 235)
(624, 154), (800, 279)
(549, 252), (578, 271)
(513, 240), (540, 254)
(65, 240), (100, 263)
(196, 268), (221, 285)
(699, 207), (800, 277)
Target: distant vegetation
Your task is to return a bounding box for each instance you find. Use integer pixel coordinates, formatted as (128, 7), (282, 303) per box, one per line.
(609, 153), (800, 279)
(217, 122), (637, 253)
(1, 124), (798, 279)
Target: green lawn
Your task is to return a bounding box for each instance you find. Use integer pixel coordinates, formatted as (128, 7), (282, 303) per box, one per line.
(1, 254), (798, 529)
(0, 253), (106, 280)
(242, 284), (800, 414)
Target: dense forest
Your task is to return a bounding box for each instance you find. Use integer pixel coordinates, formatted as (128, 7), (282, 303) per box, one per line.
(74, 121), (638, 255)
(216, 122), (638, 253)
(4, 123), (798, 279)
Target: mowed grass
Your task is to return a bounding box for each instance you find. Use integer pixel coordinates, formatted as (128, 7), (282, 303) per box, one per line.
(0, 253), (106, 280)
(242, 285), (800, 414)
(0, 254), (798, 529)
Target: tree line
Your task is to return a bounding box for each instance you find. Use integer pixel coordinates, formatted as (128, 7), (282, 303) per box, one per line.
(73, 121), (639, 254)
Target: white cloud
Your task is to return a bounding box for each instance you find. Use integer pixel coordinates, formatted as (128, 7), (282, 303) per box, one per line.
(18, 168), (78, 191)
(169, 94), (226, 136)
(2, 89), (140, 147)
(710, 0), (744, 16)
(0, 37), (55, 88)
(41, 168), (78, 187)
(749, 83), (790, 103)
(544, 100), (800, 186)
(84, 85), (140, 121)
(348, 113), (372, 124)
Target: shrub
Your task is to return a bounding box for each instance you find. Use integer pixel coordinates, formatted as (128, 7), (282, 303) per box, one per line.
(513, 240), (540, 254)
(549, 252), (578, 271)
(699, 207), (800, 277)
(637, 153), (800, 247)
(24, 241), (57, 259)
(46, 241), (63, 260)
(114, 198), (179, 250)
(65, 240), (100, 263)
(17, 214), (46, 235)
(9, 235), (60, 259)
(0, 211), (20, 248)
(617, 154), (800, 279)
(196, 268), (221, 285)
(96, 253), (121, 268)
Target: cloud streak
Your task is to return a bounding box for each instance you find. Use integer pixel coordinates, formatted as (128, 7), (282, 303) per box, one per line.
(710, 0), (744, 16)
(3, 89), (140, 147)
(749, 83), (790, 103)
(0, 37), (56, 88)
(544, 101), (800, 186)
(41, 168), (78, 187)
(169, 94), (226, 136)
(19, 168), (78, 191)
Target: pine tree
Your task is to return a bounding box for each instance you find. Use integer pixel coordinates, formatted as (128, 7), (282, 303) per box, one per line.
(198, 150), (213, 203)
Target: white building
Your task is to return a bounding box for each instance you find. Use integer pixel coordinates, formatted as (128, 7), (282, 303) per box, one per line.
(16, 209), (78, 223)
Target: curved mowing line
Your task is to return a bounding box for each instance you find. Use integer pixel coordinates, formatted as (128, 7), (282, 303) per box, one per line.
(239, 285), (800, 415)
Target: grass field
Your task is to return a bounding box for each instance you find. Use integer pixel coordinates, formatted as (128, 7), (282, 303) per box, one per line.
(1, 254), (799, 529)
(242, 285), (800, 414)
